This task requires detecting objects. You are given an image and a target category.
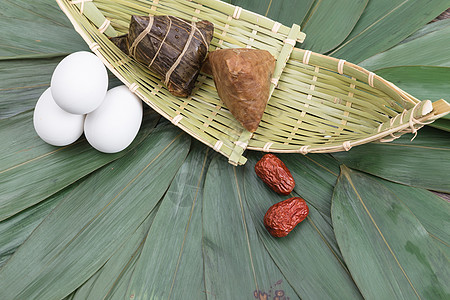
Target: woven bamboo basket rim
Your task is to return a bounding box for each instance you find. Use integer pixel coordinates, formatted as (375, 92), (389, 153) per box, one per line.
(56, 0), (450, 165)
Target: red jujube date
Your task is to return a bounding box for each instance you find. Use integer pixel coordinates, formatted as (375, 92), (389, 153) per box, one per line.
(264, 197), (309, 237)
(255, 154), (295, 195)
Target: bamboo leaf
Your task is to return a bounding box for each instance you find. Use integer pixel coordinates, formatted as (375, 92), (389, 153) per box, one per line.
(103, 255), (140, 300)
(0, 0), (75, 27)
(0, 184), (76, 268)
(0, 16), (87, 58)
(375, 178), (450, 257)
(430, 119), (450, 132)
(0, 109), (160, 221)
(0, 0), (86, 58)
(231, 0), (315, 28)
(330, 0), (450, 63)
(358, 21), (450, 70)
(72, 208), (157, 300)
(400, 18), (450, 44)
(279, 153), (340, 223)
(126, 142), (213, 299)
(300, 0), (368, 53)
(332, 126), (450, 192)
(332, 166), (449, 299)
(375, 66), (450, 120)
(0, 57), (58, 119)
(243, 154), (362, 299)
(80, 241), (144, 300)
(0, 125), (190, 300)
(202, 155), (299, 299)
(63, 293), (76, 300)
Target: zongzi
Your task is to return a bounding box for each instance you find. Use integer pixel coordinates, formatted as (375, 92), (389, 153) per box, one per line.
(111, 15), (214, 97)
(207, 48), (275, 132)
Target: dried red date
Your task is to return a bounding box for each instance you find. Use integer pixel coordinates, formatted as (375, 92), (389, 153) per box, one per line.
(264, 197), (309, 237)
(255, 154), (295, 195)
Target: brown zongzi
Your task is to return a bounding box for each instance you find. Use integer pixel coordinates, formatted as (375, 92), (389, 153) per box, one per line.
(207, 48), (275, 132)
(111, 15), (214, 97)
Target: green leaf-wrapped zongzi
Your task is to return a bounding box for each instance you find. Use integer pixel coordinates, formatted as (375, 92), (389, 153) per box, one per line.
(111, 15), (214, 97)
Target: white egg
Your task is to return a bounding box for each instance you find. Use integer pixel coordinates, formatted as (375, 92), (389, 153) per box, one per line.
(51, 51), (108, 115)
(84, 85), (143, 153)
(33, 88), (85, 146)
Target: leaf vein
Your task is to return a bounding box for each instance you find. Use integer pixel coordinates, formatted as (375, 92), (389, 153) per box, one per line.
(233, 167), (259, 293)
(264, 0), (273, 17)
(168, 148), (209, 300)
(0, 141), (82, 174)
(307, 217), (349, 274)
(344, 170), (421, 299)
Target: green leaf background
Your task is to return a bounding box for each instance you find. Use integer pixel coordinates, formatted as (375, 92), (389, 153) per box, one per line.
(0, 0), (449, 299)
(332, 166), (449, 299)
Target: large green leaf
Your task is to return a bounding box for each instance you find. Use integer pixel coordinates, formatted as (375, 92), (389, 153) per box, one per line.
(0, 16), (87, 58)
(300, 0), (368, 53)
(0, 57), (58, 119)
(375, 66), (450, 120)
(243, 154), (362, 299)
(400, 18), (450, 44)
(126, 142), (213, 299)
(279, 153), (340, 223)
(0, 184), (75, 268)
(231, 0), (315, 28)
(358, 20), (450, 70)
(202, 155), (299, 299)
(0, 125), (190, 299)
(430, 119), (450, 132)
(332, 166), (449, 299)
(330, 0), (450, 63)
(0, 0), (75, 27)
(72, 208), (157, 300)
(0, 1), (86, 58)
(332, 126), (450, 192)
(0, 109), (159, 221)
(376, 178), (450, 258)
(102, 254), (140, 300)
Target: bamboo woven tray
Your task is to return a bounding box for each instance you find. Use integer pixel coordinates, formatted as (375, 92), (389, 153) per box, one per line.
(57, 0), (450, 165)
